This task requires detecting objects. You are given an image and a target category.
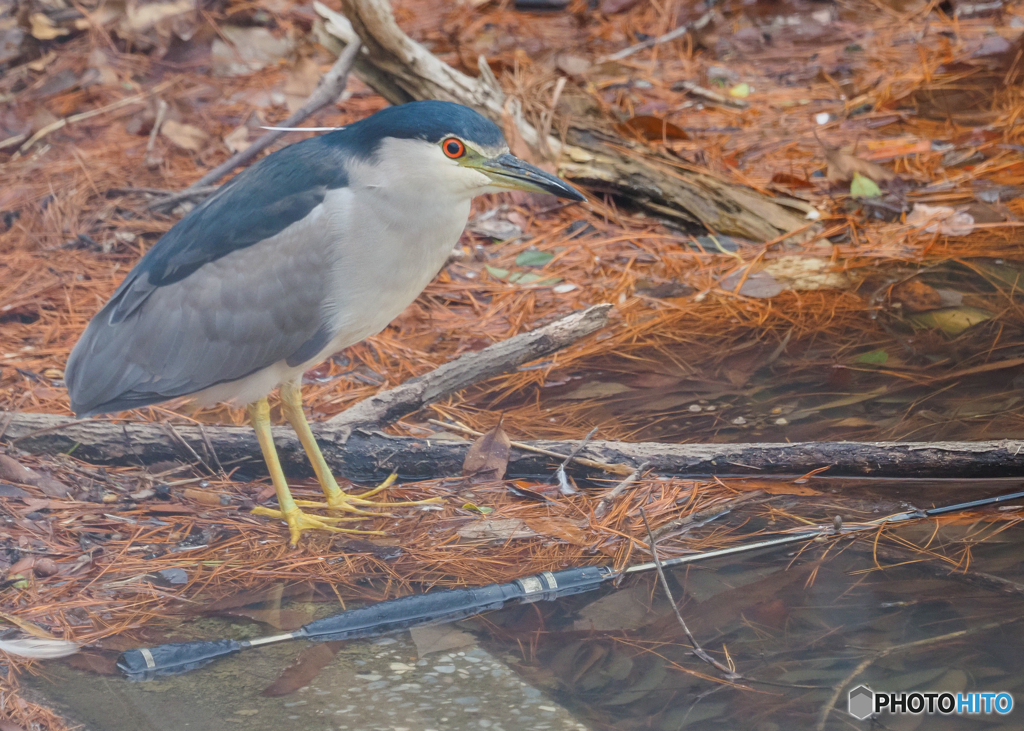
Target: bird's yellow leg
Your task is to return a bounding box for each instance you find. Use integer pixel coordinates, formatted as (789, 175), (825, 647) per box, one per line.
(279, 381), (441, 511)
(246, 397), (383, 545)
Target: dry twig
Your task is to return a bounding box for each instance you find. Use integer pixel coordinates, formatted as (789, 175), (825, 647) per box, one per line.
(327, 304), (613, 433)
(639, 507), (741, 679)
(149, 40), (362, 212)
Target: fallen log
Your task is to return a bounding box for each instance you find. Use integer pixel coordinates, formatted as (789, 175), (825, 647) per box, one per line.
(6, 412), (1024, 483)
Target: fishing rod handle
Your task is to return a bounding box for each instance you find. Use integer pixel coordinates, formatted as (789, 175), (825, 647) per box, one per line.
(302, 566), (611, 641)
(117, 638), (244, 679)
(515, 565), (611, 602)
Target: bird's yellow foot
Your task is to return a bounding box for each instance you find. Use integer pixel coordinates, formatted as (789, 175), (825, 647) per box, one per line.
(295, 473), (443, 514)
(251, 506), (385, 545)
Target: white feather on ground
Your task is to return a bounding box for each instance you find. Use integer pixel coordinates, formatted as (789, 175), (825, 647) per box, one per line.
(0, 637), (80, 659)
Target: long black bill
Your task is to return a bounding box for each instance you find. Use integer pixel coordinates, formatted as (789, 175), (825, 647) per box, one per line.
(480, 153), (586, 201)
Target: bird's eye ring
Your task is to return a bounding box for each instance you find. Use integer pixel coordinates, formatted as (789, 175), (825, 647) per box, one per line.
(442, 138), (465, 159)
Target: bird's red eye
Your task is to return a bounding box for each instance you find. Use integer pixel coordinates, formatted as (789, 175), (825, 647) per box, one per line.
(442, 138), (465, 158)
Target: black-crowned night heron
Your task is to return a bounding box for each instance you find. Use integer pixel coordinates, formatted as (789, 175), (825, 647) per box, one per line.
(66, 100), (584, 545)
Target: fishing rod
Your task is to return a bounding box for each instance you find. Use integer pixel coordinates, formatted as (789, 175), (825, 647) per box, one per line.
(116, 488), (1024, 680)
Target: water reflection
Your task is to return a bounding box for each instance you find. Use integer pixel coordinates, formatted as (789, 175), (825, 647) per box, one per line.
(25, 479), (1024, 731)
(472, 517), (1024, 730)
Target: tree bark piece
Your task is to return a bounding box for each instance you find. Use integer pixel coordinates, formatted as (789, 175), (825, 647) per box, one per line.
(316, 0), (812, 241)
(326, 304), (611, 432)
(7, 412), (1024, 483)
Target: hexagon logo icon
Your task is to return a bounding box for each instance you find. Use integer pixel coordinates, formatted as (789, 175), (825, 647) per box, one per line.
(848, 685), (874, 720)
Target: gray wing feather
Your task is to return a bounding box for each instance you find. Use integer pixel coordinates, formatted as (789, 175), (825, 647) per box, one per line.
(66, 222), (336, 415)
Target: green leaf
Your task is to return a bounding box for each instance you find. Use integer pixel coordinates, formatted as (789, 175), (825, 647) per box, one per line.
(515, 250), (555, 267)
(855, 349), (889, 364)
(508, 272), (562, 285)
(484, 265), (509, 280)
(729, 83), (750, 98)
(462, 502), (493, 514)
(850, 172), (881, 198)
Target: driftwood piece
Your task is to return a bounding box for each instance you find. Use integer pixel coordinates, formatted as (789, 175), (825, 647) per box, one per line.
(326, 304), (611, 432)
(316, 0), (811, 241)
(6, 412), (1024, 483)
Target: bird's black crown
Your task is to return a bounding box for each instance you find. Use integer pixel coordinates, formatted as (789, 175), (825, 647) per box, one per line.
(328, 100), (506, 155)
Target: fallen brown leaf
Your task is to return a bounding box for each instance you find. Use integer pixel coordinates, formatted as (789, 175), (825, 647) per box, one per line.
(892, 279), (942, 313)
(906, 203), (976, 236)
(223, 125), (250, 153)
(770, 172), (815, 189)
(457, 518), (536, 541)
(617, 115), (689, 142)
(283, 56), (322, 112)
(822, 144), (896, 183)
(0, 454), (70, 497)
(183, 487), (226, 507)
(261, 641), (343, 696)
(217, 607), (312, 630)
(410, 625), (476, 657)
(66, 650), (120, 675)
(7, 557), (36, 577)
(523, 517), (590, 545)
(462, 419), (511, 482)
(161, 119), (209, 152)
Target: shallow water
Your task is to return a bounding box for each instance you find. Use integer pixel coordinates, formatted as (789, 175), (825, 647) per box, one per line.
(25, 478), (1024, 730)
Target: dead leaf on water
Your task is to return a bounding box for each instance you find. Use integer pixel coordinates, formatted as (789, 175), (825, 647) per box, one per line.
(909, 306), (993, 336)
(261, 641), (344, 697)
(560, 381), (635, 399)
(410, 625), (476, 657)
(462, 419), (511, 482)
(974, 260), (1024, 290)
(575, 586), (667, 631)
(66, 650), (120, 676)
(217, 607), (311, 630)
(891, 279), (942, 312)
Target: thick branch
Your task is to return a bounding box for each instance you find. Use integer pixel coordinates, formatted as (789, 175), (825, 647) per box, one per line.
(326, 304), (611, 431)
(6, 412), (1024, 483)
